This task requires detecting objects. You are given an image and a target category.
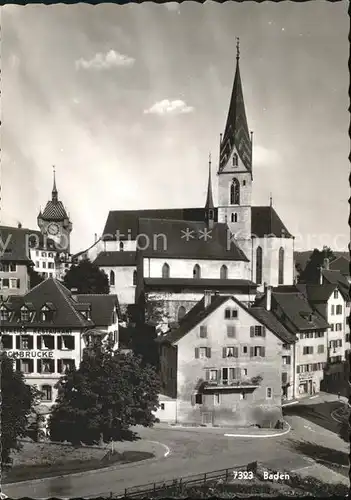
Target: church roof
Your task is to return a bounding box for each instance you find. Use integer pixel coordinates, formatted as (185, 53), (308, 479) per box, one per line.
(219, 41), (252, 174)
(251, 206), (293, 238)
(144, 278), (257, 292)
(329, 255), (350, 276)
(93, 251), (137, 267)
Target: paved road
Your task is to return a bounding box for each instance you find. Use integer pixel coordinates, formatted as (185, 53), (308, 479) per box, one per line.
(4, 394), (348, 499)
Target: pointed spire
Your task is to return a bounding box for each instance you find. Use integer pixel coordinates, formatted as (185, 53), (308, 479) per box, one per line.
(270, 193), (273, 207)
(219, 38), (252, 175)
(205, 153), (214, 209)
(52, 165), (58, 203)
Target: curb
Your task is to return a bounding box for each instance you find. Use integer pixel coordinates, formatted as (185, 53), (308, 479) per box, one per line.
(224, 421), (291, 438)
(4, 440), (170, 487)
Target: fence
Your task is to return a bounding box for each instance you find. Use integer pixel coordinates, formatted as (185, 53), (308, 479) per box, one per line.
(116, 462), (256, 498)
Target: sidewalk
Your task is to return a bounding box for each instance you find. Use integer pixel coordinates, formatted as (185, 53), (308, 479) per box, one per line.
(153, 421), (290, 437)
(282, 392), (348, 407)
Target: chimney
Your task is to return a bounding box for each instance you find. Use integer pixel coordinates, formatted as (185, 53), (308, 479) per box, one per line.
(94, 233), (98, 243)
(18, 222), (22, 229)
(265, 284), (272, 312)
(204, 290), (211, 308)
(323, 258), (329, 270)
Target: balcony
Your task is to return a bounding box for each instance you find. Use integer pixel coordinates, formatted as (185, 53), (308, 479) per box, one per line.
(203, 375), (262, 391)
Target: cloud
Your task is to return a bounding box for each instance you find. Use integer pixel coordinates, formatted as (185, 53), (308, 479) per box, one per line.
(253, 145), (281, 167)
(75, 50), (135, 70)
(164, 3), (181, 13)
(144, 99), (194, 116)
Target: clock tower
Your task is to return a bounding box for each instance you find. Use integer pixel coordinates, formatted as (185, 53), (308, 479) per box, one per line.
(37, 167), (72, 253)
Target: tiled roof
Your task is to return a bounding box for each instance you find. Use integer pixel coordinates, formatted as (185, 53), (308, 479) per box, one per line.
(93, 251), (137, 267)
(136, 218), (248, 261)
(41, 201), (68, 221)
(329, 256), (350, 276)
(0, 225), (57, 263)
(2, 278), (92, 328)
(157, 294), (295, 346)
(251, 206), (293, 238)
(304, 284), (337, 303)
(75, 294), (119, 327)
(272, 291), (329, 332)
(144, 278), (257, 292)
(322, 270), (349, 299)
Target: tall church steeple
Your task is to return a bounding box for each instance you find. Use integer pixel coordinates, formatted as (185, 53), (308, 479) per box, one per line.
(205, 154), (215, 229)
(218, 38), (252, 176)
(52, 165), (58, 203)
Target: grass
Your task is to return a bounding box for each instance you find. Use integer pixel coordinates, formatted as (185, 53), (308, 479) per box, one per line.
(2, 441), (154, 484)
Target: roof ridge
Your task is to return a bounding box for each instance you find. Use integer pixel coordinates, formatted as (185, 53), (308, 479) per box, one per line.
(54, 279), (91, 327)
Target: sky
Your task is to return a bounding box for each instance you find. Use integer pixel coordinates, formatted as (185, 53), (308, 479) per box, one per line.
(1, 1), (349, 254)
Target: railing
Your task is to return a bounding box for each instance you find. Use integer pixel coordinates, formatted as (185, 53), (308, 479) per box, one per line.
(116, 463), (253, 498)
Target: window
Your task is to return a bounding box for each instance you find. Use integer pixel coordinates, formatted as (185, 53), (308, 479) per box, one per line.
(223, 346), (238, 358)
(41, 385), (52, 402)
(317, 345), (324, 354)
(193, 264), (201, 279)
(119, 241), (124, 251)
(334, 290), (339, 299)
(241, 345), (248, 355)
(195, 394), (203, 404)
(35, 261), (39, 268)
(242, 368), (248, 376)
(254, 326), (264, 337)
(2, 279), (9, 288)
(42, 262), (46, 269)
(331, 305), (335, 315)
(229, 368), (241, 380)
(214, 393), (220, 405)
(240, 391), (247, 400)
(21, 360), (34, 374)
(10, 278), (17, 289)
(132, 270), (137, 286)
(48, 252), (53, 258)
(336, 305), (342, 315)
(36, 251), (39, 256)
(9, 263), (16, 272)
(39, 336), (55, 350)
(40, 308), (54, 322)
(209, 369), (218, 381)
(233, 153), (238, 166)
(58, 359), (75, 374)
(42, 252), (47, 257)
(251, 346), (265, 357)
(110, 270), (115, 286)
(220, 264), (228, 279)
(335, 323), (343, 331)
(256, 246), (263, 285)
(19, 336), (33, 350)
(282, 344), (291, 350)
(224, 308), (238, 319)
(231, 213), (238, 223)
(160, 403), (165, 410)
(230, 178), (240, 205)
(346, 334), (350, 343)
(200, 325), (207, 338)
(195, 347), (211, 359)
(2, 335), (12, 349)
(40, 360), (55, 374)
(330, 324), (335, 332)
(0, 307), (9, 321)
(227, 325), (236, 338)
(303, 346), (313, 355)
(59, 335), (75, 350)
(266, 388), (272, 399)
(162, 263), (170, 279)
(278, 247), (284, 285)
(48, 262), (55, 269)
(314, 331), (324, 338)
(282, 356), (291, 365)
(177, 306), (186, 322)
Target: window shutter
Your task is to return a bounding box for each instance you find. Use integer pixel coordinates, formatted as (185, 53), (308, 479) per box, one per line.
(17, 279), (20, 289)
(250, 326), (254, 337)
(37, 336), (41, 349)
(222, 347), (227, 358)
(250, 347), (254, 357)
(37, 360), (42, 373)
(191, 394), (195, 406)
(207, 347), (211, 358)
(261, 346), (266, 357)
(16, 336), (20, 349)
(234, 346), (239, 358)
(282, 372), (288, 384)
(205, 370), (210, 381)
(195, 347), (199, 359)
(57, 359), (62, 374)
(29, 336), (33, 349)
(57, 336), (62, 350)
(296, 365), (300, 374)
(15, 360), (20, 371)
(262, 327), (266, 337)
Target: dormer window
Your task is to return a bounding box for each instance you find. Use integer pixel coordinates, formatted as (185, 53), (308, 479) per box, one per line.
(40, 305), (54, 322)
(0, 306), (9, 321)
(21, 306), (30, 322)
(233, 153), (238, 167)
(119, 241), (124, 251)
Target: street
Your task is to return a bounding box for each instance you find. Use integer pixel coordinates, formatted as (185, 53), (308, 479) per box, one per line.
(4, 393), (349, 499)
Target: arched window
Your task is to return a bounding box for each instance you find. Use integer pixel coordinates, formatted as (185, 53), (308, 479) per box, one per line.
(220, 264), (228, 280)
(231, 213), (238, 223)
(193, 264), (201, 279)
(110, 270), (115, 286)
(162, 263), (170, 279)
(233, 153), (238, 166)
(278, 247), (284, 285)
(41, 385), (52, 402)
(256, 246), (263, 285)
(119, 241), (124, 251)
(177, 306), (186, 322)
(230, 178), (240, 205)
(133, 270), (137, 286)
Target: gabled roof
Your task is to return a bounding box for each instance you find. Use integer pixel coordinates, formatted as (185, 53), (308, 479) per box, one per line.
(157, 294), (295, 346)
(322, 269), (349, 299)
(0, 225), (57, 263)
(304, 284), (338, 303)
(93, 251), (137, 267)
(329, 255), (350, 276)
(251, 206), (293, 239)
(75, 294), (120, 327)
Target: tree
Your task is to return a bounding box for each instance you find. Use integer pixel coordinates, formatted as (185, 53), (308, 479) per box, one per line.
(63, 258), (109, 294)
(28, 266), (44, 289)
(298, 246), (336, 284)
(48, 342), (160, 445)
(1, 353), (39, 468)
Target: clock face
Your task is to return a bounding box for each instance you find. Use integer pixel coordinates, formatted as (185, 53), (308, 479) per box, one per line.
(48, 223), (60, 236)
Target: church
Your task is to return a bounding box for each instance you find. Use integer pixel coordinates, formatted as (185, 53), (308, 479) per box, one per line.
(78, 43), (295, 328)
